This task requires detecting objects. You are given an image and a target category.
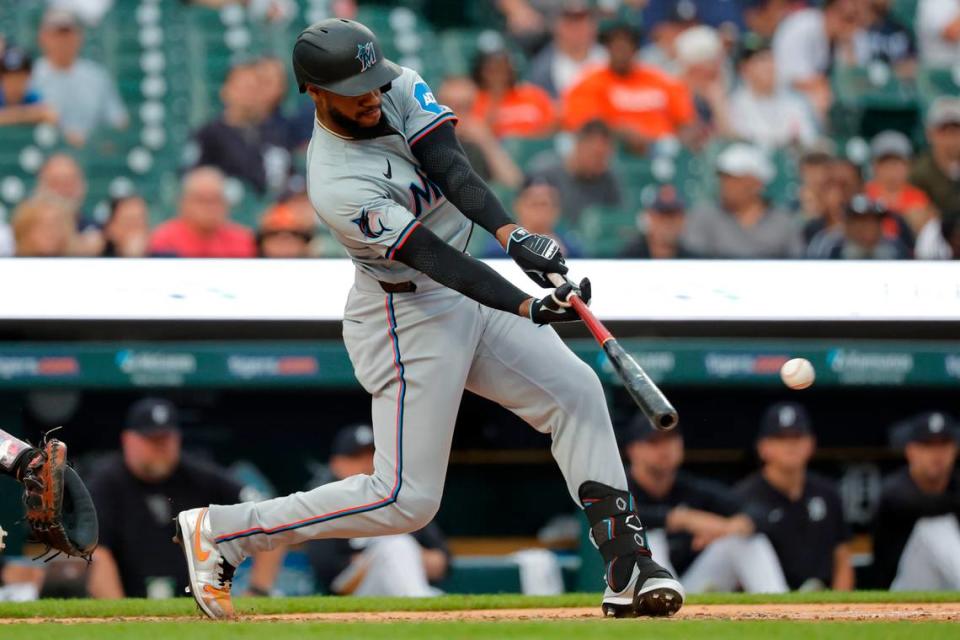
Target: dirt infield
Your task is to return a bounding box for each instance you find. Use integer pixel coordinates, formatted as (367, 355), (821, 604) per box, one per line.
(3, 602), (960, 624)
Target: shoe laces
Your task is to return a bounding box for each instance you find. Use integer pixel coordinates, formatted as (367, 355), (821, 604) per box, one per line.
(216, 556), (236, 591)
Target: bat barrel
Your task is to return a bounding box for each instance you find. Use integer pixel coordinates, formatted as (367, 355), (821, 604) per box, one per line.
(603, 339), (679, 432)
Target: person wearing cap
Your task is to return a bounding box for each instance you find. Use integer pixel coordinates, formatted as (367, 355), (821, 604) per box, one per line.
(728, 33), (819, 149)
(917, 0), (960, 68)
(256, 201), (316, 259)
(794, 141), (838, 223)
(802, 156), (865, 244)
(187, 60), (292, 195)
(0, 46), (58, 127)
(624, 416), (788, 593)
(563, 21), (697, 153)
(682, 143), (804, 258)
(866, 130), (951, 260)
(862, 0), (917, 76)
(735, 402), (854, 591)
(32, 8), (127, 146)
(527, 2), (608, 98)
(528, 119), (623, 226)
(872, 411), (960, 590)
(675, 25), (735, 146)
(620, 184), (695, 258)
(806, 194), (912, 259)
(771, 0), (870, 122)
(305, 425), (450, 596)
(86, 398), (279, 599)
(911, 98), (960, 232)
(481, 178), (582, 258)
(470, 49), (557, 139)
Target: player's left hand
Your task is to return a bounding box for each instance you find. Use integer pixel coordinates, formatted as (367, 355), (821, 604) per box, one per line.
(506, 227), (568, 288)
(529, 278), (591, 325)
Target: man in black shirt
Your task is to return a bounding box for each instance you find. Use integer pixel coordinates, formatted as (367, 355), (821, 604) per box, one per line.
(619, 185), (697, 259)
(306, 425), (450, 596)
(735, 402), (854, 591)
(624, 416), (787, 593)
(872, 411), (960, 590)
(85, 399), (278, 598)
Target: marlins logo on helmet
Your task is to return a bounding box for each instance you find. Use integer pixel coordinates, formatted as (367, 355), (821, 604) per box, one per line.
(356, 42), (377, 72)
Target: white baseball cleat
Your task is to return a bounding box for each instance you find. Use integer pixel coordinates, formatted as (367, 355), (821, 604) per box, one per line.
(601, 560), (685, 618)
(174, 507), (235, 619)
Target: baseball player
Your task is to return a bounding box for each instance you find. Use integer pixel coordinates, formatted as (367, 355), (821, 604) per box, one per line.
(174, 19), (683, 619)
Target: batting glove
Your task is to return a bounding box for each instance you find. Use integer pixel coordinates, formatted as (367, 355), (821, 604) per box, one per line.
(506, 227), (568, 288)
(529, 278), (591, 325)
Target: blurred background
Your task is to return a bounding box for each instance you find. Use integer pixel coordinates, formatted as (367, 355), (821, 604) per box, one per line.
(0, 0), (959, 603)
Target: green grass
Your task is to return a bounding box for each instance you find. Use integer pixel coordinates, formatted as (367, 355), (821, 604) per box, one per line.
(0, 591), (957, 619)
(1, 621), (959, 640)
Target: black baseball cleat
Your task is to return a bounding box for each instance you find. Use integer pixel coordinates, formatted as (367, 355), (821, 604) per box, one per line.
(601, 557), (685, 618)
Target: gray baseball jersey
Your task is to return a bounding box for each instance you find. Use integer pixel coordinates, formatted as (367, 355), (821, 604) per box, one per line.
(304, 67), (472, 283)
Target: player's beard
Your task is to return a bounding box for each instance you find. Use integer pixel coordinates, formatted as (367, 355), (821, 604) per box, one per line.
(328, 105), (394, 139)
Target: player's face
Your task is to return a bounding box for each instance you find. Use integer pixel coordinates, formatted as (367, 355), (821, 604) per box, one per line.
(758, 434), (815, 472)
(121, 430), (182, 483)
(905, 440), (958, 485)
(627, 433), (684, 477)
(316, 86), (384, 130)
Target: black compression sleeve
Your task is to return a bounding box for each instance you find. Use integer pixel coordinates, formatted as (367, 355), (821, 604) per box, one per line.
(411, 121), (513, 235)
(393, 223), (529, 314)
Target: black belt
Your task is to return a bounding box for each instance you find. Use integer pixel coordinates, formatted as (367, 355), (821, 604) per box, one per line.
(379, 280), (417, 294)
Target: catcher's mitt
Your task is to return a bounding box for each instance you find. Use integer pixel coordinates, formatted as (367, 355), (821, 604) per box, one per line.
(14, 439), (98, 561)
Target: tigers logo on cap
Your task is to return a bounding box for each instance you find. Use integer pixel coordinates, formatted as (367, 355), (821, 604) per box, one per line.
(356, 42), (377, 73)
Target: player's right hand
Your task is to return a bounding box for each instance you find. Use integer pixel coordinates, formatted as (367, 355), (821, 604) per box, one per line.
(506, 227), (568, 288)
(528, 278), (591, 325)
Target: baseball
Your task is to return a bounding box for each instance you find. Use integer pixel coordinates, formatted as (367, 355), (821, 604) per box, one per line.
(780, 358), (815, 390)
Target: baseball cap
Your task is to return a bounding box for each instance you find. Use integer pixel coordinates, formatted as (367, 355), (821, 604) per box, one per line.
(845, 194), (888, 219)
(0, 47), (32, 74)
(331, 424), (375, 457)
(758, 402), (813, 439)
(125, 398), (180, 434)
(870, 130), (912, 161)
(716, 143), (775, 184)
(623, 413), (682, 445)
(926, 97), (960, 129)
(648, 184), (686, 213)
(41, 8), (81, 30)
(800, 139), (837, 165)
(890, 411), (960, 448)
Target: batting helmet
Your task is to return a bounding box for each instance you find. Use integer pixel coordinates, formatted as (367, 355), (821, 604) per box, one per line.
(292, 19), (402, 96)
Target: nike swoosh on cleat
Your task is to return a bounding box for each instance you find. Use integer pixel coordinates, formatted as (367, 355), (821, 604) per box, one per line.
(193, 508), (210, 562)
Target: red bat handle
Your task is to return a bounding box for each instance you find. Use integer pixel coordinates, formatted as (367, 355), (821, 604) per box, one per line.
(569, 296), (612, 344)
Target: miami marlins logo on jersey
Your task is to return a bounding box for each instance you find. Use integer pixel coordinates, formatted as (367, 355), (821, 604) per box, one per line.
(356, 42), (377, 72)
(352, 207), (392, 239)
(409, 167), (444, 217)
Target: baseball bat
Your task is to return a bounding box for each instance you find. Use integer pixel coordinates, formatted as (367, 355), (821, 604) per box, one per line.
(548, 273), (679, 431)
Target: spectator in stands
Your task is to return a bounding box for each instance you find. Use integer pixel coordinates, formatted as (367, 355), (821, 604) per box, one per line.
(188, 60), (291, 195)
(471, 50), (556, 139)
(87, 398), (280, 599)
(101, 195), (151, 258)
(866, 130), (951, 259)
(0, 46), (58, 126)
(729, 34), (819, 149)
(873, 411), (960, 590)
(11, 196), (76, 257)
(675, 25), (733, 145)
(640, 0), (702, 75)
(743, 0), (792, 40)
(306, 425), (449, 596)
(32, 8), (127, 146)
(911, 98), (960, 232)
(436, 76), (522, 189)
(863, 0), (917, 76)
(682, 143), (803, 258)
(794, 143), (836, 222)
(149, 166), (256, 258)
(624, 415), (788, 594)
(641, 0), (746, 36)
(255, 56), (305, 150)
(256, 201), (315, 258)
(802, 156), (864, 243)
(807, 195), (912, 259)
(34, 152), (104, 255)
(620, 184), (694, 258)
(482, 177), (581, 258)
(527, 1), (607, 98)
(917, 0), (960, 67)
(736, 402), (854, 591)
(772, 0), (870, 121)
(564, 22), (696, 153)
(528, 119), (622, 226)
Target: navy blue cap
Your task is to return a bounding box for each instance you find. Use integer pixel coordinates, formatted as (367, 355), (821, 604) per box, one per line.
(758, 402), (813, 439)
(125, 398), (180, 434)
(891, 412), (960, 447)
(0, 47), (32, 74)
(649, 184), (686, 213)
(331, 424), (375, 457)
(845, 195), (889, 219)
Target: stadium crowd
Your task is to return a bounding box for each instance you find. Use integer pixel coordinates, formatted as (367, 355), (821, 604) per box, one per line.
(0, 0), (958, 260)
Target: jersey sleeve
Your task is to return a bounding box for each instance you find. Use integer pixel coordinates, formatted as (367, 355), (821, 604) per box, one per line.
(312, 184), (421, 260)
(392, 68), (457, 146)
